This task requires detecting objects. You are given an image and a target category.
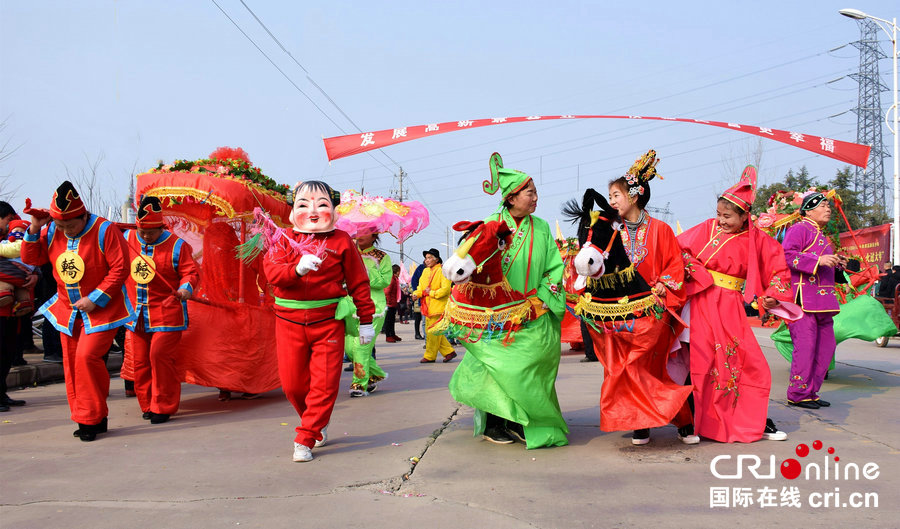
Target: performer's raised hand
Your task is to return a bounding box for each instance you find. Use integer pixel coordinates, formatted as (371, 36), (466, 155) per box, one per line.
(295, 254), (323, 276)
(358, 323), (375, 345)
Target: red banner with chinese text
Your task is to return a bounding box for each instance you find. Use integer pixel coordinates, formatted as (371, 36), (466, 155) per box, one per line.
(323, 114), (871, 168)
(839, 223), (891, 268)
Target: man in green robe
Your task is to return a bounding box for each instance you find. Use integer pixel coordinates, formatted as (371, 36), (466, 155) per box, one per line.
(448, 153), (569, 449)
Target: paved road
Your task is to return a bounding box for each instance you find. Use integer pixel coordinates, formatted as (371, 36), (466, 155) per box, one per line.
(1, 323), (898, 528)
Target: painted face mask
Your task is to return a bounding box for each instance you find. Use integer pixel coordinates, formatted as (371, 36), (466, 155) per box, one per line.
(290, 183), (337, 233)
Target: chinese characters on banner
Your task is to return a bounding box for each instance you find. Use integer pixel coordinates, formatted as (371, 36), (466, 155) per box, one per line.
(839, 223), (891, 269)
(322, 115), (872, 168)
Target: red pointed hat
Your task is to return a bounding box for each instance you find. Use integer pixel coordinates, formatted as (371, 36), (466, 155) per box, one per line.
(136, 195), (164, 228)
(720, 165), (757, 211)
(49, 180), (87, 220)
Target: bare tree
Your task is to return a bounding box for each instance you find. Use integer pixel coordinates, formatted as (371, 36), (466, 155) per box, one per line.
(64, 152), (129, 221)
(722, 138), (765, 182)
(0, 117), (25, 201)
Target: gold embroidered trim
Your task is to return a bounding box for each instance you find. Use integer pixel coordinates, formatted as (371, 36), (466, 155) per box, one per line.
(432, 297), (533, 333)
(586, 264), (635, 290)
(573, 293), (657, 321)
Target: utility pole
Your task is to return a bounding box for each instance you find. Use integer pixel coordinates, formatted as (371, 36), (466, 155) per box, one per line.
(850, 18), (890, 211)
(397, 166), (405, 264)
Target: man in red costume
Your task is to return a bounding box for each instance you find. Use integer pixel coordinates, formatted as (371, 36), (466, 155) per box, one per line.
(22, 181), (135, 441)
(124, 196), (198, 424)
(263, 181), (375, 462)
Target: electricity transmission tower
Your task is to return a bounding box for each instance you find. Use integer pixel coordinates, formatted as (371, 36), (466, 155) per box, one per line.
(850, 18), (890, 211)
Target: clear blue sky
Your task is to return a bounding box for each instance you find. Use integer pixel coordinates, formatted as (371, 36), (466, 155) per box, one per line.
(1, 1), (897, 264)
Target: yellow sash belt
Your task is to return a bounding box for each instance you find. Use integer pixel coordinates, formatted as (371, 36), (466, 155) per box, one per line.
(709, 270), (745, 291)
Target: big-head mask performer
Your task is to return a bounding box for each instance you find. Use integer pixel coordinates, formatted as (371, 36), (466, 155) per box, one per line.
(263, 179), (375, 463)
(21, 180), (135, 442)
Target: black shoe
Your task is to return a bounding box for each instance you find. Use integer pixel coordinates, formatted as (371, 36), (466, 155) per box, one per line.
(142, 411), (152, 420)
(506, 422), (526, 443)
(43, 354), (63, 363)
(149, 413), (170, 424)
(343, 364), (353, 372)
(632, 428), (651, 445)
(788, 400), (820, 409)
(414, 334), (425, 340)
(73, 417), (108, 438)
(815, 399), (831, 407)
(11, 358), (27, 366)
(2, 395), (25, 406)
(73, 418), (108, 442)
(580, 357), (598, 363)
(482, 426), (515, 445)
(0, 404), (9, 413)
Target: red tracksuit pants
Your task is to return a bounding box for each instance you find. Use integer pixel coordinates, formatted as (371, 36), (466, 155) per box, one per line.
(275, 316), (345, 448)
(130, 327), (183, 415)
(60, 319), (117, 424)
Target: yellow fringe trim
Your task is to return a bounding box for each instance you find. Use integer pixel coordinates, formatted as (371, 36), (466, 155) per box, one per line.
(146, 186), (287, 225)
(574, 292), (658, 321)
(432, 297), (533, 334)
(586, 264), (636, 290)
(454, 278), (514, 299)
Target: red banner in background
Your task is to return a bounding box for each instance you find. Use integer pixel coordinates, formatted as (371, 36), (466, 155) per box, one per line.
(322, 114), (871, 168)
(839, 223), (891, 268)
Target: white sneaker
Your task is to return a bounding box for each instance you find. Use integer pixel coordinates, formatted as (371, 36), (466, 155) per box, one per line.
(315, 425), (328, 448)
(678, 433), (700, 445)
(349, 386), (368, 398)
(292, 442), (313, 462)
(677, 425), (700, 445)
(762, 418), (788, 441)
(762, 430), (788, 441)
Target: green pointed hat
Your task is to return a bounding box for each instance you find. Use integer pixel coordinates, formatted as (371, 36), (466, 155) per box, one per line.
(482, 152), (532, 201)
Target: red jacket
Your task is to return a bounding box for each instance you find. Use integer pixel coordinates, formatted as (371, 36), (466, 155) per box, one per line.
(21, 214), (135, 335)
(263, 229), (375, 325)
(123, 230), (199, 332)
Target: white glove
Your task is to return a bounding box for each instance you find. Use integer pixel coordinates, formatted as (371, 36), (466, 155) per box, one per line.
(358, 323), (375, 345)
(295, 254), (322, 276)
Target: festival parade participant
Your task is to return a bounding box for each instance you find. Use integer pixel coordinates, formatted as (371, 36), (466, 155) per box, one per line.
(677, 166), (800, 443)
(447, 153), (568, 448)
(583, 150), (694, 445)
(262, 181), (375, 462)
(344, 231), (390, 397)
(22, 181), (135, 441)
(413, 248), (456, 363)
(782, 192), (845, 409)
(123, 196), (198, 424)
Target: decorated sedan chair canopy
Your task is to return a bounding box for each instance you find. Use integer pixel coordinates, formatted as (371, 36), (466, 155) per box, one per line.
(132, 147), (293, 395)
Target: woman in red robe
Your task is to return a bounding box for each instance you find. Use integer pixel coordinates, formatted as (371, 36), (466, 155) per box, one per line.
(677, 166), (799, 443)
(583, 150), (693, 445)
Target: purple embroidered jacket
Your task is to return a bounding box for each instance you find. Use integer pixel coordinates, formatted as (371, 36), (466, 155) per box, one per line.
(782, 218), (840, 313)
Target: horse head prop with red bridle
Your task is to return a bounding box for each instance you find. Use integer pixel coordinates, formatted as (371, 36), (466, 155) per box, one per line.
(562, 189), (660, 331)
(436, 218), (541, 345)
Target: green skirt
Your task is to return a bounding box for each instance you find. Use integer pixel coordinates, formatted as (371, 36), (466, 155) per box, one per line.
(448, 314), (569, 449)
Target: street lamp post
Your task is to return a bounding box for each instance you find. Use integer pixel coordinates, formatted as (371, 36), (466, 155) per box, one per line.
(840, 8), (899, 263)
